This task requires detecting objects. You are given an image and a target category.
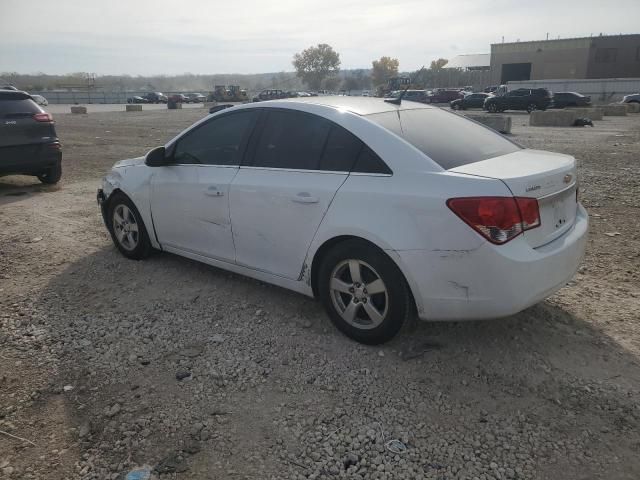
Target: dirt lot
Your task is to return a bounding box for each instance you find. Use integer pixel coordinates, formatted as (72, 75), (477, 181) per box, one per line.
(1, 108), (639, 480)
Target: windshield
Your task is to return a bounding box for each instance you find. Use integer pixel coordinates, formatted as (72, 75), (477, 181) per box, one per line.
(366, 108), (521, 169)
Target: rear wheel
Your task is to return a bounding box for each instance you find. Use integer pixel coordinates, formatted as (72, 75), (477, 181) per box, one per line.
(527, 103), (538, 113)
(107, 193), (152, 260)
(37, 160), (62, 184)
(487, 103), (498, 113)
(318, 240), (412, 345)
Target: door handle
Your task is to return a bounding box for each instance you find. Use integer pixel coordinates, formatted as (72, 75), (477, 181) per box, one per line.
(291, 192), (319, 204)
(205, 185), (224, 197)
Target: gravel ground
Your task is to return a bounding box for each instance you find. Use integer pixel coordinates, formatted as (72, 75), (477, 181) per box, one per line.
(1, 108), (639, 480)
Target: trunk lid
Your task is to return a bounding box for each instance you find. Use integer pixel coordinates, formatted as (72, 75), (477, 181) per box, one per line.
(450, 149), (578, 248)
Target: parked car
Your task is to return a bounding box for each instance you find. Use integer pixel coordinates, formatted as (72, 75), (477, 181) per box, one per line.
(484, 88), (552, 113)
(297, 91), (312, 97)
(361, 90), (371, 97)
(389, 89), (428, 103)
(252, 89), (286, 102)
(31, 94), (49, 106)
(185, 93), (206, 103)
(127, 96), (148, 104)
(0, 90), (62, 184)
(484, 86), (499, 93)
(168, 94), (188, 103)
(142, 92), (167, 104)
(622, 93), (640, 104)
(97, 97), (587, 344)
(551, 92), (591, 108)
(427, 89), (463, 103)
(450, 93), (491, 110)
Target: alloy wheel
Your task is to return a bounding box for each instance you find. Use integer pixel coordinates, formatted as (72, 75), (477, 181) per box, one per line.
(329, 259), (389, 330)
(112, 204), (139, 251)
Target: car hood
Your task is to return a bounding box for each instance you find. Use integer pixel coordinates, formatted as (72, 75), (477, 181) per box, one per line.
(114, 156), (145, 168)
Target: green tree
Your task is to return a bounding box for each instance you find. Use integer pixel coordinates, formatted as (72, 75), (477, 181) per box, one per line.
(371, 56), (399, 87)
(292, 44), (341, 91)
(430, 58), (448, 71)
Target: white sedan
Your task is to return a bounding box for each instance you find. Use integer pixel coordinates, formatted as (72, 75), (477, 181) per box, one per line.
(31, 94), (48, 106)
(98, 97), (588, 344)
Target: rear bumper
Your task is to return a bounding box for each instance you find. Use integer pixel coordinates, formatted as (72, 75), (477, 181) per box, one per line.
(0, 144), (61, 175)
(395, 204), (589, 321)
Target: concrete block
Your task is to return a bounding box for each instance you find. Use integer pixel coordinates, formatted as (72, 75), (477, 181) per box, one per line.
(603, 104), (627, 116)
(70, 106), (87, 114)
(624, 102), (640, 113)
(126, 104), (142, 112)
(529, 110), (577, 127)
(465, 114), (512, 134)
(167, 102), (182, 110)
(566, 107), (603, 121)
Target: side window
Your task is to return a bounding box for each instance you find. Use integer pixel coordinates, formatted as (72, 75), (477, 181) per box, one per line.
(319, 126), (364, 172)
(252, 110), (330, 170)
(173, 110), (258, 165)
(352, 146), (392, 175)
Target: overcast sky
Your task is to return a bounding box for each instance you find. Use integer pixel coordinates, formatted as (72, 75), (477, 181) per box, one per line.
(1, 0), (638, 75)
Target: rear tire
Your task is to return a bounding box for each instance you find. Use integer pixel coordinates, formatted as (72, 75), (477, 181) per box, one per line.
(37, 160), (62, 184)
(527, 103), (538, 113)
(487, 103), (498, 113)
(107, 192), (152, 260)
(318, 240), (413, 345)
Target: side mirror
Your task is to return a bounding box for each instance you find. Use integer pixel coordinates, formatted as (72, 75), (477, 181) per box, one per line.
(145, 146), (169, 167)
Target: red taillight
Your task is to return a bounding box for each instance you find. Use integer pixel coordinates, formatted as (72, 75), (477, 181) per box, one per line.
(515, 197), (541, 230)
(447, 196), (540, 245)
(33, 112), (53, 122)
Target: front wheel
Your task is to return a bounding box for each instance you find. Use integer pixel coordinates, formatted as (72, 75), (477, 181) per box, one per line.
(318, 240), (413, 345)
(107, 193), (152, 260)
(37, 160), (62, 184)
(487, 103), (498, 113)
(527, 103), (538, 113)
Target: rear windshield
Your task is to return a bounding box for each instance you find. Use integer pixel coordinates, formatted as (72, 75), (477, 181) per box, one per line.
(0, 98), (41, 117)
(366, 108), (520, 170)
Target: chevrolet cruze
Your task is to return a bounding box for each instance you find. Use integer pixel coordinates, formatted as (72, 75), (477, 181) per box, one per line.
(98, 97), (588, 344)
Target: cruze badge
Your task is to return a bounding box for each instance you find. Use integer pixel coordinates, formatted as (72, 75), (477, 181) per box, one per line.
(526, 184), (541, 192)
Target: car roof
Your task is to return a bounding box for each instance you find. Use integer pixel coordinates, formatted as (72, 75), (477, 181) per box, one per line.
(264, 96), (434, 115)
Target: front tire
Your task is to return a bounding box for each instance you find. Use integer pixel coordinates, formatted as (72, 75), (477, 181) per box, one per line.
(107, 193), (152, 260)
(527, 103), (538, 113)
(487, 103), (498, 113)
(37, 160), (62, 184)
(318, 240), (413, 345)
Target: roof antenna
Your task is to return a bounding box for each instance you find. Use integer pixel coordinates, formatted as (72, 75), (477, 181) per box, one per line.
(385, 65), (425, 106)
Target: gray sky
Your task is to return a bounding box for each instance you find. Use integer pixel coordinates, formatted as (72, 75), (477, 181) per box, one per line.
(1, 0), (638, 75)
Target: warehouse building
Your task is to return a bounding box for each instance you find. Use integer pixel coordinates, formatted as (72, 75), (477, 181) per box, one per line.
(490, 34), (640, 84)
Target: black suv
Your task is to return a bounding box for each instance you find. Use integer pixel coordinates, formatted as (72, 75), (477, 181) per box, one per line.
(484, 88), (551, 113)
(0, 90), (62, 184)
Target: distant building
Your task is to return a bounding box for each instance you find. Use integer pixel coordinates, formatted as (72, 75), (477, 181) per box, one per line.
(444, 54), (490, 71)
(490, 34), (640, 84)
